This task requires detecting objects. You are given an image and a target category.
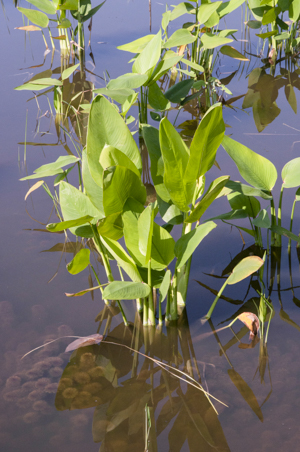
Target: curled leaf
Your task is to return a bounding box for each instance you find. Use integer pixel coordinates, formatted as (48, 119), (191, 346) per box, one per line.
(65, 334), (103, 352)
(237, 312), (259, 339)
(25, 180), (44, 200)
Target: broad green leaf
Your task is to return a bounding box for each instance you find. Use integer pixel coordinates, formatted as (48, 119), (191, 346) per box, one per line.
(225, 181), (272, 200)
(102, 281), (150, 300)
(148, 83), (170, 111)
(186, 176), (230, 223)
(62, 64), (80, 80)
(34, 155), (79, 174)
(262, 6), (281, 25)
(26, 0), (56, 14)
(228, 192), (261, 218)
(227, 256), (264, 285)
(222, 135), (277, 190)
(100, 145), (140, 177)
(82, 148), (104, 215)
(15, 77), (62, 90)
(60, 181), (102, 237)
(252, 209), (271, 228)
(218, 0), (246, 18)
(228, 369), (263, 422)
(138, 205), (154, 263)
(142, 124), (171, 203)
(289, 0), (300, 22)
(18, 7), (49, 27)
(185, 103), (225, 182)
(159, 269), (172, 302)
(164, 79), (194, 103)
(101, 236), (142, 282)
(20, 169), (64, 180)
(163, 29), (197, 48)
(123, 199), (175, 270)
(78, 1), (106, 23)
(93, 88), (136, 105)
(117, 34), (155, 53)
(150, 51), (183, 83)
(198, 2), (222, 24)
(132, 30), (161, 75)
(282, 157), (300, 188)
(103, 166), (146, 216)
(204, 10), (220, 27)
(206, 209), (248, 221)
(159, 118), (192, 211)
(107, 73), (148, 90)
(86, 95), (142, 187)
(181, 58), (204, 73)
(201, 33), (232, 49)
(220, 45), (249, 60)
(175, 221), (217, 268)
(25, 77), (62, 86)
(157, 196), (183, 225)
(97, 212), (123, 240)
(255, 30), (277, 38)
(47, 215), (94, 232)
(170, 2), (195, 20)
(246, 19), (262, 28)
(67, 249), (90, 275)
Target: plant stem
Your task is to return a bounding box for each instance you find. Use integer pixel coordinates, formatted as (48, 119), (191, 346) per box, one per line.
(205, 279), (229, 319)
(170, 270), (178, 321)
(147, 260), (155, 325)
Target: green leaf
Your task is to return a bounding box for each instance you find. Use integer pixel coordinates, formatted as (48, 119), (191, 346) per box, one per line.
(246, 19), (262, 28)
(271, 225), (300, 243)
(175, 221), (217, 268)
(18, 6), (49, 27)
(26, 0), (56, 14)
(132, 30), (161, 76)
(20, 155), (79, 180)
(57, 0), (77, 9)
(93, 87), (137, 106)
(82, 148), (104, 215)
(62, 64), (80, 80)
(282, 157), (300, 188)
(222, 135), (277, 190)
(201, 33), (232, 49)
(103, 166), (146, 216)
(101, 236), (142, 282)
(142, 124), (171, 203)
(79, 1), (106, 23)
(186, 176), (230, 223)
(86, 95), (142, 187)
(97, 212), (123, 240)
(159, 270), (172, 302)
(225, 180), (272, 200)
(169, 2), (195, 20)
(148, 83), (170, 111)
(252, 209), (271, 228)
(228, 191), (261, 218)
(122, 199), (175, 270)
(285, 84), (297, 114)
(206, 209), (248, 221)
(102, 281), (150, 300)
(164, 79), (194, 103)
(157, 196), (183, 225)
(198, 2), (222, 24)
(186, 103), (225, 181)
(60, 181), (102, 237)
(163, 29), (197, 48)
(47, 215), (94, 232)
(117, 34), (155, 53)
(67, 249), (90, 275)
(99, 145), (140, 177)
(107, 73), (148, 90)
(159, 118), (192, 211)
(289, 0), (300, 22)
(138, 205), (154, 263)
(256, 30), (277, 38)
(220, 45), (249, 60)
(227, 256), (264, 285)
(15, 77), (62, 90)
(150, 51), (183, 83)
(262, 6), (281, 25)
(218, 0), (246, 18)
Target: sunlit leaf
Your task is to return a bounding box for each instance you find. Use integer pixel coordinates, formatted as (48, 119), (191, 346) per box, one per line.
(237, 312), (260, 338)
(62, 64), (80, 80)
(281, 157), (300, 188)
(67, 249), (90, 275)
(17, 6), (49, 27)
(220, 45), (249, 60)
(227, 256), (264, 285)
(102, 281), (151, 300)
(47, 215), (94, 232)
(24, 180), (44, 200)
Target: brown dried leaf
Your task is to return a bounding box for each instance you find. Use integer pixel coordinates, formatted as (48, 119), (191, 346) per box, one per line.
(237, 312), (259, 338)
(25, 180), (44, 200)
(65, 334), (103, 352)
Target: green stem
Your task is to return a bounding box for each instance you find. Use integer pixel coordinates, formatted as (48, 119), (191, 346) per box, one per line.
(91, 224), (113, 281)
(77, 161), (82, 191)
(158, 294), (163, 325)
(147, 260), (155, 325)
(289, 196), (297, 250)
(165, 287), (171, 322)
(170, 270), (178, 321)
(91, 264), (110, 306)
(277, 186), (284, 247)
(270, 195), (277, 246)
(205, 279), (229, 320)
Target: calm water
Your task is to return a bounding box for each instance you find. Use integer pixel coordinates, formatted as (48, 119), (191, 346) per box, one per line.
(1, 2), (300, 451)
